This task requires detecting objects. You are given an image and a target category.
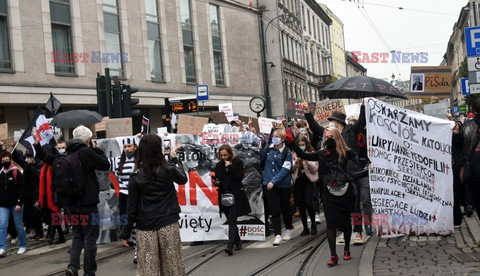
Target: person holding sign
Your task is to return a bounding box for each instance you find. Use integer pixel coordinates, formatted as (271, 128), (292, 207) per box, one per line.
(287, 127), (358, 267)
(214, 144), (251, 255)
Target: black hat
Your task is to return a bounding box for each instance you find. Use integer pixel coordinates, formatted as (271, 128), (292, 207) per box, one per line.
(327, 111), (347, 125)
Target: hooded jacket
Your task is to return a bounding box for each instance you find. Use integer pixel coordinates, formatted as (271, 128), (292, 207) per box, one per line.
(118, 160), (187, 239)
(0, 164), (24, 207)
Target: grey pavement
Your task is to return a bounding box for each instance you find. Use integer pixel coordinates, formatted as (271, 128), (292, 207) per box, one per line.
(367, 213), (480, 276)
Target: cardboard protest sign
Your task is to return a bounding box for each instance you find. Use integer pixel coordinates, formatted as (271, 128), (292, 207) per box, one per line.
(314, 99), (346, 126)
(238, 115), (260, 133)
(211, 112), (229, 124)
(344, 103), (361, 121)
(95, 117), (109, 132)
(0, 123), (7, 141)
(366, 97), (454, 237)
(106, 118), (132, 138)
(177, 115), (208, 134)
(157, 127), (168, 135)
(286, 99), (316, 120)
(423, 102), (449, 119)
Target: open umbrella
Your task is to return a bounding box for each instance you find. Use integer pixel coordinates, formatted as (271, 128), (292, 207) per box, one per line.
(320, 76), (408, 99)
(50, 109), (103, 128)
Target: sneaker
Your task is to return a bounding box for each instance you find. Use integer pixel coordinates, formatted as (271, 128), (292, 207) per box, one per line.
(365, 225), (374, 236)
(0, 248), (6, 257)
(353, 232), (364, 245)
(315, 213), (321, 224)
(17, 247), (27, 255)
(338, 233), (345, 243)
(11, 238), (17, 245)
(454, 224), (461, 228)
(273, 235), (282, 246)
(282, 230), (292, 241)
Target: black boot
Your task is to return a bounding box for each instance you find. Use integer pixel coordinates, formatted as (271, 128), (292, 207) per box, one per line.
(234, 240), (242, 250)
(224, 244), (234, 255)
(300, 228), (310, 236)
(311, 223), (317, 235)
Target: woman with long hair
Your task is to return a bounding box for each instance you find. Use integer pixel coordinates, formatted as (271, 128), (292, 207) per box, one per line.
(214, 144), (251, 255)
(288, 127), (358, 267)
(291, 135), (318, 236)
(119, 134), (187, 275)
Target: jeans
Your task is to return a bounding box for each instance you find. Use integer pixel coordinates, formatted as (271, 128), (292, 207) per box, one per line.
(0, 205), (27, 250)
(67, 206), (99, 276)
(265, 186), (293, 236)
(353, 176), (373, 233)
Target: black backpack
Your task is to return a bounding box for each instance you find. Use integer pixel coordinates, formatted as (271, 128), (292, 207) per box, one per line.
(52, 150), (87, 199)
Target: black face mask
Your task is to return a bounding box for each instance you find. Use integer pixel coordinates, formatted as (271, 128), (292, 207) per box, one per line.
(1, 161), (11, 169)
(125, 151), (135, 159)
(324, 138), (336, 151)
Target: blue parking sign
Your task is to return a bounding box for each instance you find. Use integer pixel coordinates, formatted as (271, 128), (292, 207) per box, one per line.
(465, 26), (480, 57)
(462, 78), (470, 95)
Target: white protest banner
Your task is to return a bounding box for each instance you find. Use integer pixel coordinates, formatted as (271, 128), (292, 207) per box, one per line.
(366, 98), (454, 237)
(218, 103), (234, 122)
(258, 117), (276, 134)
(423, 102), (449, 119)
(202, 123), (226, 135)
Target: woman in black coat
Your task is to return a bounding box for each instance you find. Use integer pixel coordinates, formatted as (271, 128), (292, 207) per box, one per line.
(214, 144), (251, 255)
(288, 127), (358, 267)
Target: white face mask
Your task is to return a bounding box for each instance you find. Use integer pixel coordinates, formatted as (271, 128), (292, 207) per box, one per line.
(328, 122), (337, 128)
(299, 145), (306, 151)
(272, 137), (282, 145)
(58, 148), (66, 154)
(231, 126), (239, 132)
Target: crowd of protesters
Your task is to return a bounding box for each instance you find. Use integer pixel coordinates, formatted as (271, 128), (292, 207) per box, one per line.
(0, 97), (477, 274)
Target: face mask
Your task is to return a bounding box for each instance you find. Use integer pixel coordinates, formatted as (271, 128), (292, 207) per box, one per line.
(325, 138), (336, 151)
(299, 145), (306, 151)
(231, 126), (239, 132)
(58, 149), (66, 154)
(328, 122), (337, 128)
(298, 128), (306, 133)
(125, 151), (135, 159)
(2, 161), (11, 169)
(272, 137), (282, 145)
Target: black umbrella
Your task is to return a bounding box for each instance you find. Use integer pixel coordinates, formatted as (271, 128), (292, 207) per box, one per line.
(320, 76), (408, 99)
(50, 109), (103, 128)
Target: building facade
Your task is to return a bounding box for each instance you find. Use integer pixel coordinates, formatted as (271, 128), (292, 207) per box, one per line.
(259, 0), (332, 118)
(0, 0), (264, 136)
(318, 2), (346, 80)
(346, 51), (366, 77)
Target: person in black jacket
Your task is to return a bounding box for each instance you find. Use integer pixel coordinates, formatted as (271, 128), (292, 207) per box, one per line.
(214, 144), (251, 255)
(33, 125), (110, 276)
(119, 134), (187, 276)
(287, 127), (358, 267)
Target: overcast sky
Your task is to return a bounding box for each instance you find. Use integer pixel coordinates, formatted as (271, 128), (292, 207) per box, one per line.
(319, 0), (468, 81)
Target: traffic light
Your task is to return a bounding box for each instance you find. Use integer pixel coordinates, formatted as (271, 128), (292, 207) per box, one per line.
(96, 73), (107, 117)
(122, 85), (140, 118)
(111, 77), (122, 118)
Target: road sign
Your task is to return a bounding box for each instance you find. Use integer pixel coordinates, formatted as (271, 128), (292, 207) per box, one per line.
(469, 83), (480, 94)
(467, 57), (480, 71)
(462, 78), (470, 95)
(196, 85), (209, 102)
(45, 93), (61, 114)
(465, 26), (480, 57)
(452, 106), (459, 114)
(469, 71), (480, 84)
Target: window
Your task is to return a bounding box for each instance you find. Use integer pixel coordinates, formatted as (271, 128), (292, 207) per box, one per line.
(210, 4), (224, 85)
(313, 18), (316, 40)
(307, 9), (310, 34)
(302, 5), (305, 30)
(103, 0), (123, 77)
(181, 0), (196, 83)
(0, 0), (10, 70)
(145, 0), (164, 81)
(50, 0), (74, 74)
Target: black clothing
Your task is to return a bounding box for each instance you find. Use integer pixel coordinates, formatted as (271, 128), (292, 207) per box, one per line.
(0, 167), (24, 207)
(215, 158), (251, 217)
(119, 161), (187, 240)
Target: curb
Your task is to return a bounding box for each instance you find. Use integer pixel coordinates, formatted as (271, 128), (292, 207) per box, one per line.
(464, 213), (480, 245)
(358, 236), (379, 276)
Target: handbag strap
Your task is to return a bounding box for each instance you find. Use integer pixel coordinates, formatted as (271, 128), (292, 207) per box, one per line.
(337, 164), (353, 183)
